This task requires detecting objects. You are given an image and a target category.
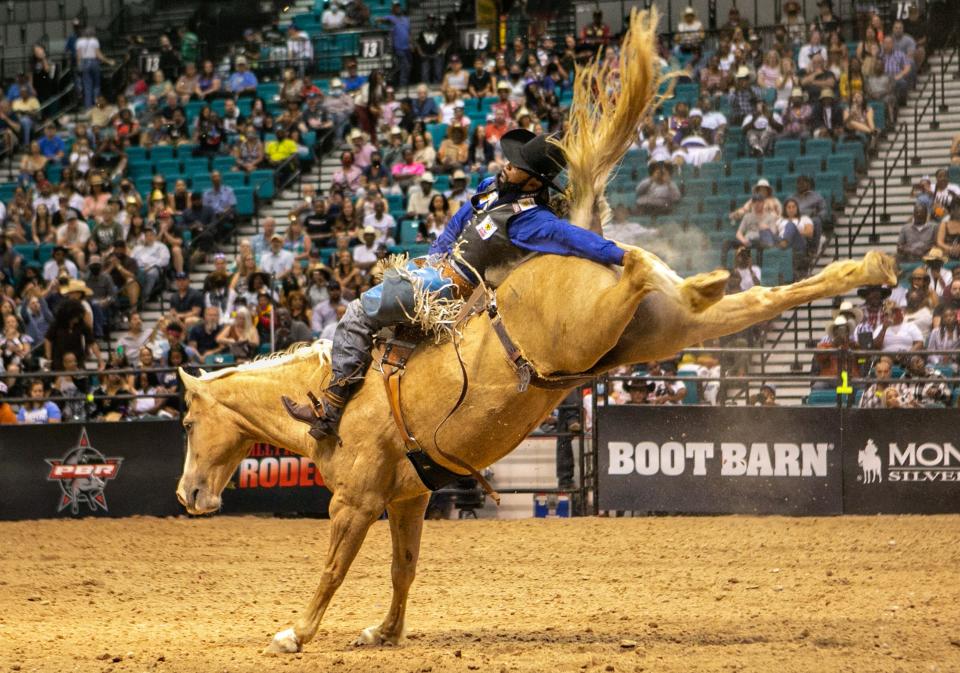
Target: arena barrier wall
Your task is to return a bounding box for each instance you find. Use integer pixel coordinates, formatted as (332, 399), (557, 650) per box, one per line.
(0, 423), (330, 520)
(597, 407), (960, 515)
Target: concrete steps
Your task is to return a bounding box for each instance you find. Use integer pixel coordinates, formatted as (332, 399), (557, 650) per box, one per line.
(759, 51), (960, 405)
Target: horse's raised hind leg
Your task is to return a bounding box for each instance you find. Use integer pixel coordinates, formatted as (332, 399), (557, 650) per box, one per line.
(265, 493), (385, 654)
(355, 492), (430, 647)
(683, 250), (897, 344)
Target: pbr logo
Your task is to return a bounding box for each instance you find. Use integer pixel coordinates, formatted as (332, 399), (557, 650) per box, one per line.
(45, 428), (123, 514)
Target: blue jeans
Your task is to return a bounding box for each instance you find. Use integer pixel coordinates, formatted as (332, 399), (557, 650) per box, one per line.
(80, 58), (101, 108)
(18, 115), (33, 144)
(420, 55), (442, 84)
(395, 49), (412, 88)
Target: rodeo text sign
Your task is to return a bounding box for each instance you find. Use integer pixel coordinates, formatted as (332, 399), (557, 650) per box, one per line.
(842, 409), (960, 514)
(219, 443), (331, 515)
(597, 406), (843, 515)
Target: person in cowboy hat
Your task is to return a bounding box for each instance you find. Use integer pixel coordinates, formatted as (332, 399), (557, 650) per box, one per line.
(831, 300), (864, 335)
(853, 285), (893, 348)
(922, 248), (953, 295)
(282, 129), (627, 442)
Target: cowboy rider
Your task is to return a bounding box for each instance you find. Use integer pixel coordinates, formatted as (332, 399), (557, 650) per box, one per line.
(281, 129), (627, 441)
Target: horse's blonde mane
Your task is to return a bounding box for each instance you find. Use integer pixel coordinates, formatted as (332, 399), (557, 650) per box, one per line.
(558, 9), (661, 231)
(198, 340), (331, 381)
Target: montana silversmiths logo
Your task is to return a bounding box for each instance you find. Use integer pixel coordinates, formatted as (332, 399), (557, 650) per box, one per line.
(45, 428), (123, 514)
(859, 439), (960, 484)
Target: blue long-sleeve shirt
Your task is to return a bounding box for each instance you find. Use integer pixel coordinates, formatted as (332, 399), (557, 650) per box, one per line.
(430, 178), (625, 267)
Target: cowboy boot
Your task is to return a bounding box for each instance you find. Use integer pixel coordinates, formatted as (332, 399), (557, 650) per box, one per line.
(281, 385), (349, 441)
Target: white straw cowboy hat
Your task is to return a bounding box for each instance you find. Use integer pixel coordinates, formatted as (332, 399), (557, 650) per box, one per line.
(62, 278), (93, 297)
(832, 300), (863, 324)
(826, 315), (851, 338)
(923, 247), (947, 263)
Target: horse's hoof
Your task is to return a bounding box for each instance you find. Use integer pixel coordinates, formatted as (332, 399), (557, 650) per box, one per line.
(264, 628), (301, 654)
(354, 624), (404, 647)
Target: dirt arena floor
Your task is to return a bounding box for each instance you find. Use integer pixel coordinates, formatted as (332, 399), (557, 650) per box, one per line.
(2, 516), (959, 673)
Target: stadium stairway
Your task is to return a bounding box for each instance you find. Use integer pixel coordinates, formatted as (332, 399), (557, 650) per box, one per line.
(759, 50), (960, 405)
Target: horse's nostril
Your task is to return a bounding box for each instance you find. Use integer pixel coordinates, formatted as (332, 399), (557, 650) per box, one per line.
(191, 488), (200, 505)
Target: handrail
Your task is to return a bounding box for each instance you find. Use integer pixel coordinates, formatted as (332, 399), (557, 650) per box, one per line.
(936, 25), (960, 114)
(911, 51), (941, 164)
(846, 177), (879, 257)
(881, 122), (910, 223)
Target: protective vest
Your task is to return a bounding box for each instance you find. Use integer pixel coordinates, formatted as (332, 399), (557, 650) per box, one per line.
(453, 189), (538, 287)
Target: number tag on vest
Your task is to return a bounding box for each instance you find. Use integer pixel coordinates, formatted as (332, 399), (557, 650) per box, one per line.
(475, 216), (497, 240)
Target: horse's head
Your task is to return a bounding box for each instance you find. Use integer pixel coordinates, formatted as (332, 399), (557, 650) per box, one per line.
(175, 368), (250, 515)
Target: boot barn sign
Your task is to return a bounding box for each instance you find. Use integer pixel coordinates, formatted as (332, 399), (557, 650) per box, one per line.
(597, 406), (960, 515)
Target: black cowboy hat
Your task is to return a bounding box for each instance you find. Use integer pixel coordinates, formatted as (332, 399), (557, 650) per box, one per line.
(856, 285), (892, 299)
(500, 129), (566, 192)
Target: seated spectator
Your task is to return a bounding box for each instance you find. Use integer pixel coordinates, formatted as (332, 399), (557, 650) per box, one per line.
(104, 239), (140, 309)
(322, 78), (354, 143)
(116, 311), (155, 366)
(202, 171), (237, 233)
(12, 86), (40, 143)
(784, 175), (825, 249)
(352, 227), (379, 271)
(234, 123), (264, 172)
(348, 129), (377, 170)
(43, 245), (79, 282)
(811, 88), (843, 139)
(634, 162), (681, 215)
(776, 198), (812, 276)
(38, 124), (65, 162)
(674, 7), (705, 54)
(727, 67), (761, 126)
(148, 69), (173, 100)
(897, 204), (937, 264)
(412, 133), (436, 169)
(131, 227), (170, 303)
(874, 301), (924, 353)
(362, 199), (396, 244)
(406, 172), (438, 218)
(780, 88), (813, 138)
(188, 305), (224, 362)
(411, 84), (439, 122)
(49, 351), (90, 421)
(265, 127), (298, 166)
(446, 169), (473, 210)
(928, 307), (960, 364)
(936, 200), (960, 260)
(333, 252), (363, 299)
(330, 151), (363, 194)
(800, 55), (837, 103)
(19, 141), (48, 183)
(859, 355), (901, 408)
(311, 281), (343, 335)
(696, 96), (727, 145)
(854, 285), (890, 347)
(798, 29), (826, 73)
(881, 35), (912, 106)
(903, 287), (934, 340)
(700, 55), (730, 99)
(17, 379), (61, 423)
(467, 56), (494, 99)
(226, 56), (258, 96)
(742, 101), (782, 156)
(865, 57), (896, 127)
(421, 193), (451, 241)
(811, 316), (860, 388)
(216, 306), (259, 361)
(259, 233), (296, 278)
(442, 55), (469, 95)
(638, 360), (687, 405)
(932, 168), (960, 221)
(843, 90), (877, 149)
(840, 57), (865, 100)
(730, 246), (763, 291)
(923, 248), (953, 297)
(90, 353), (133, 421)
(730, 178), (782, 236)
(484, 108), (513, 145)
(303, 198), (335, 247)
(436, 123), (468, 173)
(898, 353), (950, 407)
(166, 271), (204, 329)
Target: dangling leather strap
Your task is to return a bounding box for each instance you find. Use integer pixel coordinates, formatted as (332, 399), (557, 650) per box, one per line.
(380, 338), (500, 504)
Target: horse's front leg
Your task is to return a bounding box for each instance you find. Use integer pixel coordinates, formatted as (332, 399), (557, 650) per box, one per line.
(356, 492), (430, 647)
(265, 491), (385, 654)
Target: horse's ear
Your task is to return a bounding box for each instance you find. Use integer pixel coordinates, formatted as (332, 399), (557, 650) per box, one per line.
(179, 367), (199, 392)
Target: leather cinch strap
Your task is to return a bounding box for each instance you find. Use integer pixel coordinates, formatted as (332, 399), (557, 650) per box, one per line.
(379, 338), (500, 505)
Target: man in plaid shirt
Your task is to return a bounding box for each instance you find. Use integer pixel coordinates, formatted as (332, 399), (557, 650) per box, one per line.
(881, 36), (912, 105)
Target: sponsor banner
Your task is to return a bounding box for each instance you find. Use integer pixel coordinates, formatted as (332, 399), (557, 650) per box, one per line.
(0, 422), (184, 520)
(219, 443), (331, 515)
(843, 409), (960, 514)
(597, 406), (843, 515)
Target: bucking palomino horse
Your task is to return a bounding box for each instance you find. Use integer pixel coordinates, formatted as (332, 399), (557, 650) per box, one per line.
(175, 10), (897, 655)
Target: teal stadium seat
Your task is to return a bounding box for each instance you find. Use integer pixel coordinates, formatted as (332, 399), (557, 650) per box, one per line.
(235, 186), (255, 216)
(718, 176), (747, 197)
(191, 175), (213, 192)
(249, 169), (275, 200)
(684, 178), (714, 199)
(804, 138), (834, 159)
(697, 162), (723, 181)
(793, 156), (823, 177)
(773, 138), (801, 159)
(730, 158), (760, 179)
(703, 195), (734, 215)
(149, 145), (175, 161)
(212, 156), (236, 173)
(223, 172), (247, 188)
(837, 140), (865, 170)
